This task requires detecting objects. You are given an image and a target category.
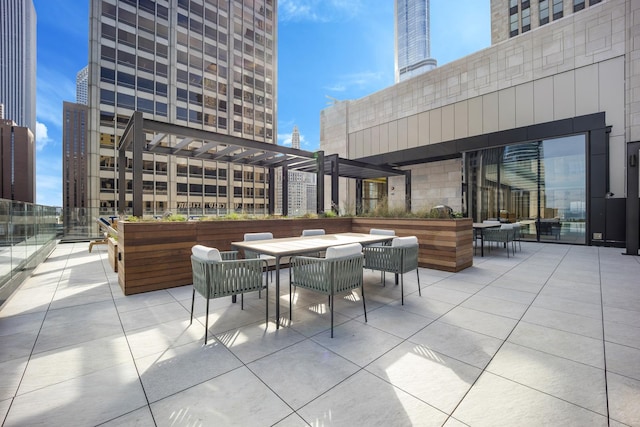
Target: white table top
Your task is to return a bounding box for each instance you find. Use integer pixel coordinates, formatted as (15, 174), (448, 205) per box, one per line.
(231, 232), (394, 257)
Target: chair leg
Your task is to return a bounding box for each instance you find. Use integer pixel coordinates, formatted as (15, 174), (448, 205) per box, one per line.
(241, 293), (244, 310)
(401, 273), (404, 305)
(204, 297), (210, 345)
(265, 277), (269, 326)
(361, 285), (367, 322)
(416, 269), (421, 296)
(190, 288), (195, 324)
(330, 294), (334, 338)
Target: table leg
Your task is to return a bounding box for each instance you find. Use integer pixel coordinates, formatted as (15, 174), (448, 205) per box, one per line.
(480, 230), (485, 257)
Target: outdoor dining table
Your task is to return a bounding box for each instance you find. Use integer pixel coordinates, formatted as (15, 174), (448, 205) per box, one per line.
(472, 222), (502, 257)
(231, 232), (395, 329)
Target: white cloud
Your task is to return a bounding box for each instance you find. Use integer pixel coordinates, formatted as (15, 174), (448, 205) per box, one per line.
(36, 65), (76, 129)
(325, 71), (385, 93)
(277, 131), (307, 148)
(35, 121), (54, 151)
(278, 132), (293, 146)
(279, 0), (363, 22)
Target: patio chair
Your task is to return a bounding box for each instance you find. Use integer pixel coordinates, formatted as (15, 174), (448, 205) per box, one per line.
(474, 220), (501, 255)
(190, 245), (267, 344)
(301, 229), (325, 236)
(243, 232), (275, 282)
(301, 229), (326, 256)
(512, 222), (522, 251)
(369, 228), (395, 246)
(484, 224), (516, 257)
(363, 236), (420, 305)
(290, 243), (365, 338)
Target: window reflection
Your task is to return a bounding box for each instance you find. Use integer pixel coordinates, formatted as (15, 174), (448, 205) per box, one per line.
(465, 134), (586, 244)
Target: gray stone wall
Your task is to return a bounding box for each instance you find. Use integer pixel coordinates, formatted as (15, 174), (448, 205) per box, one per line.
(320, 0), (638, 210)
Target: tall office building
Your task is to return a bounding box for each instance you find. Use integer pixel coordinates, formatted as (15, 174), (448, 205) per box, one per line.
(0, 0), (37, 134)
(0, 119), (35, 203)
(291, 124), (300, 149)
(76, 66), (89, 105)
(62, 101), (89, 227)
(88, 0), (277, 216)
(394, 0), (437, 83)
(491, 0), (603, 44)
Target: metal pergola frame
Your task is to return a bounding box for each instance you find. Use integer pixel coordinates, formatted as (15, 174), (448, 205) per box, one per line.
(118, 112), (409, 217)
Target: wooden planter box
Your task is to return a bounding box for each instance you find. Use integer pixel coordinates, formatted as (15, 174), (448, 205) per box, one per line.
(117, 218), (352, 295)
(107, 237), (118, 273)
(352, 217), (473, 273)
(117, 217), (472, 295)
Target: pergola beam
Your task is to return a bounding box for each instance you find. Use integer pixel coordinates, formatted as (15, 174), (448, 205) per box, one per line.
(119, 114), (409, 218)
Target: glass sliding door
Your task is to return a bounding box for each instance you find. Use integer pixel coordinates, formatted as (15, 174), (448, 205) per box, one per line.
(501, 142), (539, 240)
(465, 134), (586, 244)
(538, 135), (586, 243)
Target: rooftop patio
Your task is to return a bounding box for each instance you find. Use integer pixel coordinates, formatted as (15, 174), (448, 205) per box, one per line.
(1, 241), (639, 426)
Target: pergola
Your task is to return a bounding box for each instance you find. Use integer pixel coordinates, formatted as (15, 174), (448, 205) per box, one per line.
(118, 112), (410, 217)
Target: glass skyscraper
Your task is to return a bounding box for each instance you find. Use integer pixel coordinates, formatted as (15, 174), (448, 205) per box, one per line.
(88, 0), (276, 216)
(394, 0), (437, 82)
(0, 0), (37, 133)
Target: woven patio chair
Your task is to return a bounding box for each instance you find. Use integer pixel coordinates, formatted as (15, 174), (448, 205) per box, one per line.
(190, 245), (267, 344)
(363, 236), (420, 305)
(301, 228), (325, 236)
(290, 243), (365, 338)
(301, 228), (326, 256)
(243, 232), (275, 282)
(484, 224), (516, 257)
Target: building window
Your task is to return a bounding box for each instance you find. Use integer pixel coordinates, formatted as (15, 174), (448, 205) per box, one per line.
(573, 0), (585, 11)
(521, 6), (531, 32)
(510, 12), (519, 37)
(553, 0), (563, 19)
(539, 0), (549, 25)
(589, 0), (601, 4)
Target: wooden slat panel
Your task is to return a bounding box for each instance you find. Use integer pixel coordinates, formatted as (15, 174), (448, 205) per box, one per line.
(118, 217), (473, 294)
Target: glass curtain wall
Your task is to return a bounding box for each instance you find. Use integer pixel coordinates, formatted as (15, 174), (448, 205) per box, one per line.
(466, 134), (586, 244)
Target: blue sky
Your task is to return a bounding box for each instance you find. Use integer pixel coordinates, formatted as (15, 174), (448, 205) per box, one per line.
(32, 0), (490, 207)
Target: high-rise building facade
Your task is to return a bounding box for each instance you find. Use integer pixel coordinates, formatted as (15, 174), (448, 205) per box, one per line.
(491, 0), (604, 44)
(62, 101), (89, 226)
(0, 103), (4, 119)
(76, 66), (89, 105)
(0, 0), (37, 134)
(275, 126), (316, 216)
(0, 119), (35, 203)
(394, 0), (437, 83)
(88, 0), (276, 216)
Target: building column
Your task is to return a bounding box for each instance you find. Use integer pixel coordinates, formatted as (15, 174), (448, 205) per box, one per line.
(626, 141), (640, 255)
(315, 151), (324, 214)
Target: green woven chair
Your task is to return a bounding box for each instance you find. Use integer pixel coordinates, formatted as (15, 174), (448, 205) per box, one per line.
(243, 232), (275, 282)
(290, 243), (365, 338)
(363, 236), (420, 305)
(484, 224), (516, 257)
(190, 245), (267, 344)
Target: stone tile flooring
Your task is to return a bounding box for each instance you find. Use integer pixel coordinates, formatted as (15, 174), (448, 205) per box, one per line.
(1, 242), (639, 426)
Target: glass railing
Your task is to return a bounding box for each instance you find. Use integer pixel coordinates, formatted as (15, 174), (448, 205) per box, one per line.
(0, 199), (61, 307)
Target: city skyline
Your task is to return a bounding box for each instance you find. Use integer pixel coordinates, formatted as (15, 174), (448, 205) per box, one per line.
(32, 0), (490, 207)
